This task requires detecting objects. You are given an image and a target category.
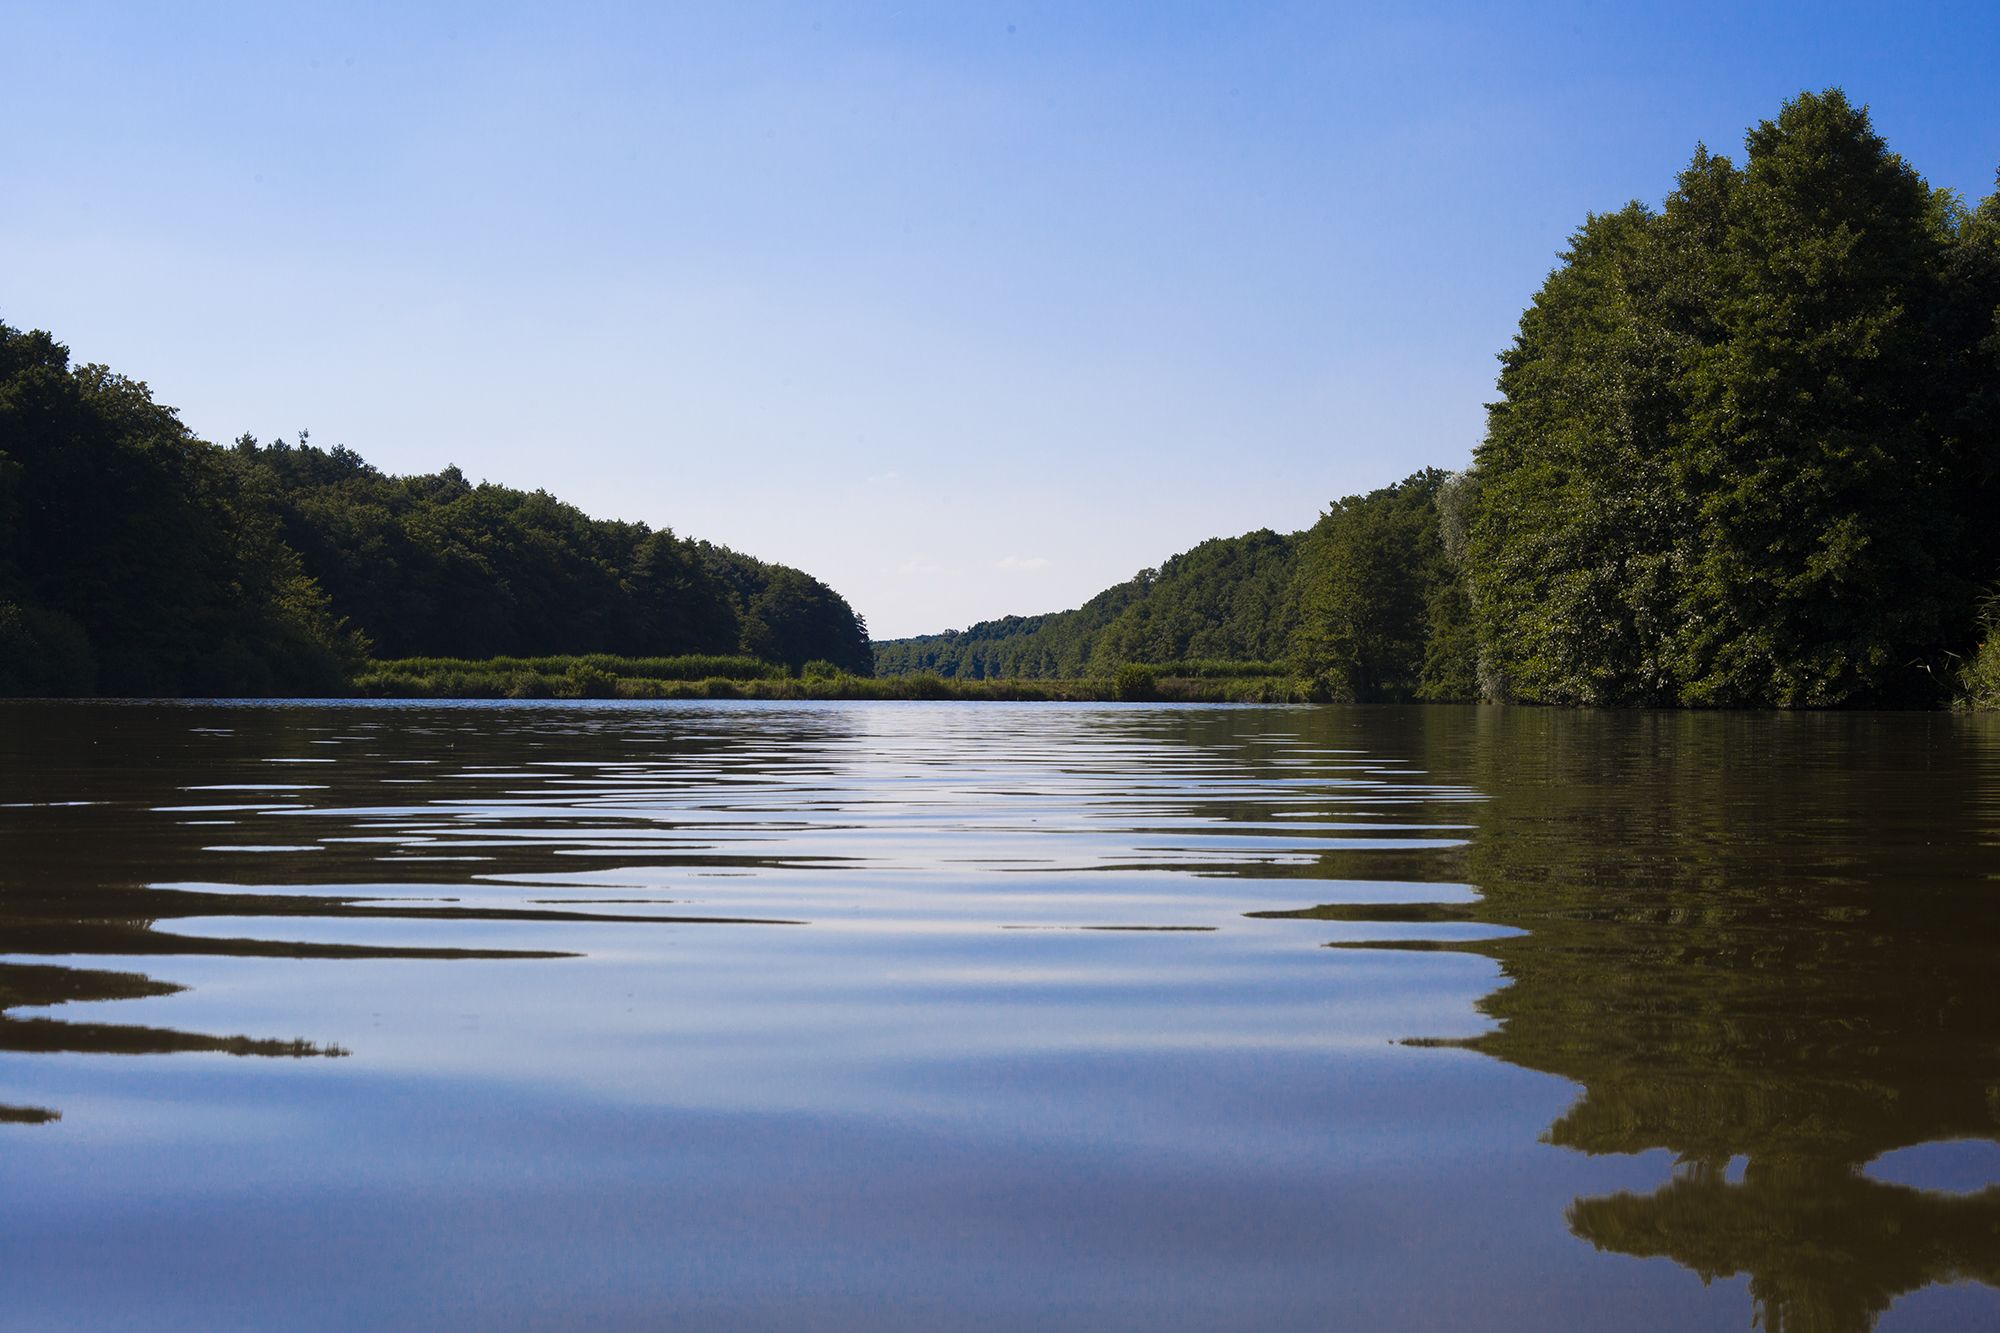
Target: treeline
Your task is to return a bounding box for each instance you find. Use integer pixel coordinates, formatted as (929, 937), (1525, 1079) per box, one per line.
(873, 528), (1300, 678)
(354, 655), (1310, 703)
(0, 326), (871, 696)
(882, 91), (2000, 708)
(231, 437), (870, 672)
(9, 90), (1995, 708)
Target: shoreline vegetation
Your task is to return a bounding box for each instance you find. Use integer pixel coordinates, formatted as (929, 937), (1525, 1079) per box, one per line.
(873, 91), (2000, 712)
(348, 655), (1310, 703)
(3, 92), (1997, 711)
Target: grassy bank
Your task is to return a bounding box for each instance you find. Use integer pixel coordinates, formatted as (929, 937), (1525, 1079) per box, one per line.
(1958, 636), (2000, 711)
(355, 653), (781, 696)
(348, 655), (1312, 703)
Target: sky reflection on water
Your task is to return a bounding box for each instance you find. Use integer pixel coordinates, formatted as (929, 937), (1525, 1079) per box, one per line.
(0, 700), (1994, 1330)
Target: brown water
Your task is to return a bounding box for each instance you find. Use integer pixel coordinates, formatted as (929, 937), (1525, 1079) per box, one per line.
(0, 700), (1995, 1330)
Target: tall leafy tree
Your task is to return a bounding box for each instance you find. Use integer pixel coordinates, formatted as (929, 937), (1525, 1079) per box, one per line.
(0, 325), (359, 695)
(738, 566), (872, 673)
(628, 530), (740, 656)
(1469, 90), (1997, 707)
(1291, 469), (1455, 701)
(1466, 203), (1687, 705)
(1669, 91), (1973, 704)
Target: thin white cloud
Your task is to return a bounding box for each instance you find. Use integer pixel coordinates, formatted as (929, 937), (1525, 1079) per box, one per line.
(994, 554), (1051, 572)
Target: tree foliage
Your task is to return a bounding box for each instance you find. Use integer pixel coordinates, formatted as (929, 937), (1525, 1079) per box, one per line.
(872, 529), (1300, 678)
(0, 324), (872, 695)
(0, 326), (360, 695)
(880, 93), (2000, 709)
(1290, 468), (1463, 701)
(228, 436), (872, 674)
(1468, 91), (2000, 706)
(7, 91), (1995, 708)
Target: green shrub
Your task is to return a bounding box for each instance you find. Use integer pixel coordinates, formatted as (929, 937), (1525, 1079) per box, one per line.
(368, 653), (783, 683)
(350, 670), (427, 697)
(1958, 624), (2000, 711)
(506, 672), (553, 699)
(1114, 663), (1157, 701)
(556, 664), (618, 699)
(345, 656), (1308, 702)
(898, 673), (951, 700)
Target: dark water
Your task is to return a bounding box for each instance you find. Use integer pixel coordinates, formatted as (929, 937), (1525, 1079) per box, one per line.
(1, 700), (1995, 1331)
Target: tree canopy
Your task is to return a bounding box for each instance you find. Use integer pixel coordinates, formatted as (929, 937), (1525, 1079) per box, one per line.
(7, 90), (1996, 708)
(0, 325), (872, 695)
(884, 91), (2000, 710)
(1466, 91), (2000, 706)
(0, 329), (358, 695)
(229, 435), (871, 673)
(872, 528), (1301, 679)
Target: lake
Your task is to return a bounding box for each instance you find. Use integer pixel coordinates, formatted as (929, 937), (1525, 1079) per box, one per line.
(1, 700), (1995, 1330)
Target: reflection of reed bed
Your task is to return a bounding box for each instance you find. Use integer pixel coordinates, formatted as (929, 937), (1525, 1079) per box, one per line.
(0, 870), (813, 1125)
(0, 954), (345, 1124)
(0, 1103), (60, 1124)
(0, 882), (592, 1125)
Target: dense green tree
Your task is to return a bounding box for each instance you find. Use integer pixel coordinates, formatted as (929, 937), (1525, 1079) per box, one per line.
(1469, 91), (1998, 707)
(1418, 470), (1481, 701)
(0, 325), (360, 695)
(1290, 469), (1460, 701)
(629, 530), (740, 657)
(873, 529), (1300, 679)
(738, 566), (872, 673)
(1669, 92), (1979, 704)
(0, 321), (872, 695)
(227, 436), (871, 673)
(1464, 202), (1688, 705)
(1095, 530), (1300, 666)
(1937, 176), (2000, 687)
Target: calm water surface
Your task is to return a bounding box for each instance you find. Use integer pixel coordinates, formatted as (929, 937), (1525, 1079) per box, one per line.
(1, 700), (1995, 1330)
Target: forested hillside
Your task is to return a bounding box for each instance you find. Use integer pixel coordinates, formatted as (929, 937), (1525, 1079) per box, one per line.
(0, 325), (871, 695)
(231, 438), (870, 672)
(872, 528), (1300, 679)
(881, 91), (2000, 708)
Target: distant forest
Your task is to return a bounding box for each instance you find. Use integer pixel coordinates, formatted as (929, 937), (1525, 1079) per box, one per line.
(873, 527), (1301, 680)
(879, 91), (2000, 708)
(0, 331), (871, 696)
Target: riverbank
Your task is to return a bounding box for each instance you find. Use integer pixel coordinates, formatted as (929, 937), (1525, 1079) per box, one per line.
(351, 656), (1312, 703)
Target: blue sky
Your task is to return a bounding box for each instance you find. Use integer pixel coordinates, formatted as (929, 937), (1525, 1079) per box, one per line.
(6, 2), (1998, 637)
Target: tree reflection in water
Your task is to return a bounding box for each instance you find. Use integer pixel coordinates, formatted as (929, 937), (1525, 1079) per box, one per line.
(0, 702), (816, 1126)
(1268, 707), (2000, 1332)
(0, 884), (597, 1123)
